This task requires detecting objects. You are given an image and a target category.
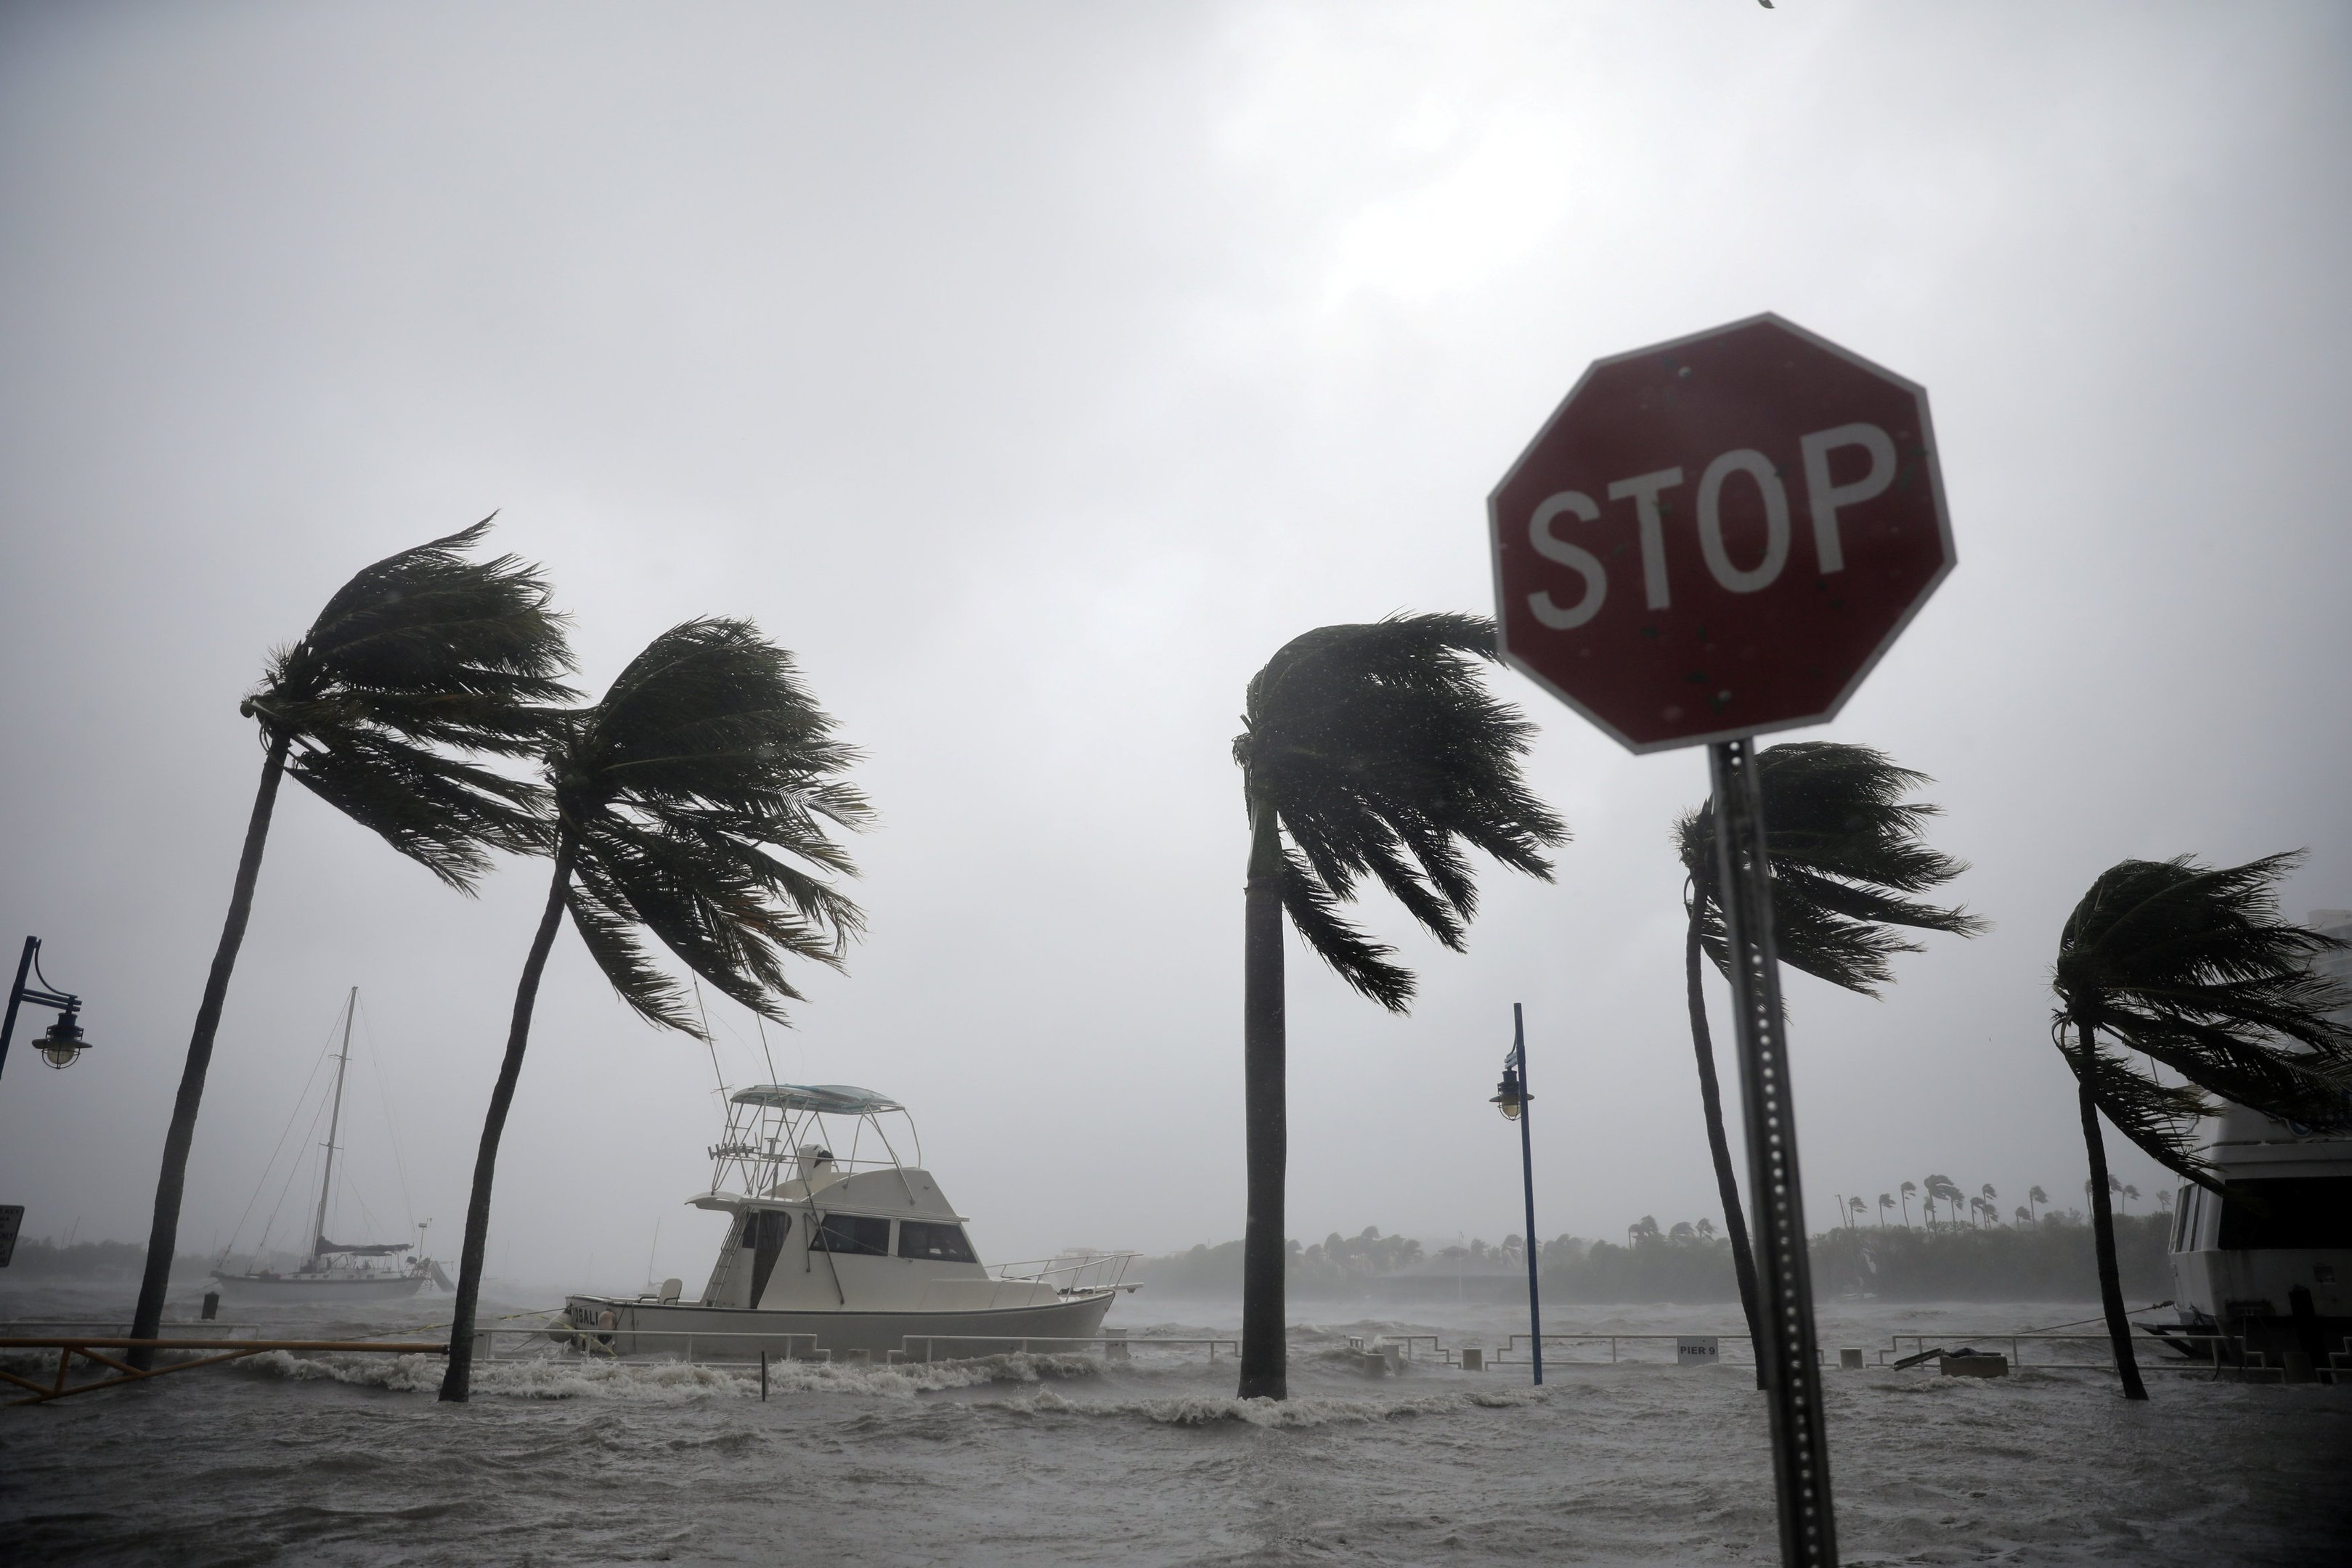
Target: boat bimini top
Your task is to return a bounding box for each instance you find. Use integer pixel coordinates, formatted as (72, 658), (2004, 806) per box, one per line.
(729, 1084), (903, 1116)
(702, 1082), (924, 1204)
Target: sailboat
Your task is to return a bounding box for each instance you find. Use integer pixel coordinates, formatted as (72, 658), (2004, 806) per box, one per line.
(212, 988), (452, 1304)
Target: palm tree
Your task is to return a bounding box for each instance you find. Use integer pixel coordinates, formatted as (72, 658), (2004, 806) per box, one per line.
(1847, 1196), (1866, 1228)
(1877, 1193), (1894, 1228)
(1696, 1217), (1717, 1241)
(129, 521), (571, 1355)
(1981, 1183), (1998, 1221)
(2051, 852), (2352, 1400)
(1675, 743), (1981, 1357)
(1924, 1174), (1964, 1230)
(1899, 1180), (1917, 1228)
(1629, 1215), (1662, 1247)
(2027, 1184), (2048, 1223)
(439, 618), (870, 1402)
(1669, 1220), (1698, 1244)
(2013, 1204), (2032, 1225)
(2120, 1184), (2140, 1213)
(1229, 614), (1563, 1401)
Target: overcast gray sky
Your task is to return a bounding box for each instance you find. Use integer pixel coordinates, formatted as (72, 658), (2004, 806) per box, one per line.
(3, 2), (2346, 1296)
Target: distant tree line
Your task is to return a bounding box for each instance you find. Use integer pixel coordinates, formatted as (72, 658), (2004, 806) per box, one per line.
(1126, 1212), (2173, 1304)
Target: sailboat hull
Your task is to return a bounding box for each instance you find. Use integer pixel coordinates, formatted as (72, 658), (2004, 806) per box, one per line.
(212, 1272), (429, 1304)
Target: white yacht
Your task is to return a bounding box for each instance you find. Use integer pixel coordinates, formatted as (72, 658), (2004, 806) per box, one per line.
(2150, 1100), (2352, 1365)
(560, 1085), (1134, 1360)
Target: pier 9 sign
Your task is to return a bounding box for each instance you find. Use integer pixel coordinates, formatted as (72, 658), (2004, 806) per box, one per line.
(1489, 314), (1953, 754)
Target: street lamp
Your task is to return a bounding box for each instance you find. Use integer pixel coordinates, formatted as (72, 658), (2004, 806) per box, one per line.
(1488, 1002), (1542, 1387)
(2, 936), (92, 1082)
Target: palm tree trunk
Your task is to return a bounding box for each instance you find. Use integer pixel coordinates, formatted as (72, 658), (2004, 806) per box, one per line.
(1238, 803), (1287, 1401)
(2076, 1021), (2148, 1402)
(1685, 889), (1765, 1384)
(440, 834), (578, 1402)
(129, 735), (290, 1364)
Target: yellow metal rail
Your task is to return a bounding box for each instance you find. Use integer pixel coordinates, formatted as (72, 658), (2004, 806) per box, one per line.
(0, 1336), (447, 1406)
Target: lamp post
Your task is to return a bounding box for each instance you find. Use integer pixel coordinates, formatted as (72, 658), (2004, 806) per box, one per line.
(1489, 1002), (1541, 1387)
(1, 936), (92, 1083)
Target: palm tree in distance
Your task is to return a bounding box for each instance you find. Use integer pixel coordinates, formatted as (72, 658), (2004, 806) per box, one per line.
(1847, 1196), (1866, 1228)
(1229, 613), (1564, 1401)
(2027, 1185), (2048, 1224)
(1697, 1217), (1717, 1241)
(129, 521), (572, 1355)
(1675, 744), (1982, 1359)
(1629, 1215), (1662, 1247)
(1669, 1220), (1697, 1244)
(1878, 1193), (1894, 1228)
(2013, 1204), (2032, 1225)
(1924, 1174), (1964, 1230)
(438, 619), (870, 1402)
(2051, 852), (2352, 1400)
(1982, 1183), (1999, 1222)
(1900, 1180), (1917, 1228)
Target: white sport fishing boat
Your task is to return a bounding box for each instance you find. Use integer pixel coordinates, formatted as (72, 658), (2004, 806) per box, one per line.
(212, 989), (452, 1304)
(560, 1084), (1134, 1360)
(2146, 1100), (2352, 1366)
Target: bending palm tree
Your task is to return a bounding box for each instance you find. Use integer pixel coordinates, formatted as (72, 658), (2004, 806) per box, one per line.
(1900, 1180), (1916, 1227)
(2027, 1184), (2048, 1223)
(439, 618), (871, 1402)
(1675, 743), (1982, 1362)
(131, 520), (571, 1353)
(2051, 852), (2352, 1400)
(1877, 1193), (1894, 1228)
(1232, 613), (1564, 1400)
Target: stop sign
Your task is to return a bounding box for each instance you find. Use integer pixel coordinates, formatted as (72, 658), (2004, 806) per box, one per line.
(1489, 313), (1953, 753)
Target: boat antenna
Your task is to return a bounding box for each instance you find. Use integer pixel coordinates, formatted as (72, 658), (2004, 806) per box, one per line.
(692, 978), (728, 1100)
(309, 987), (357, 1267)
(754, 1015), (779, 1085)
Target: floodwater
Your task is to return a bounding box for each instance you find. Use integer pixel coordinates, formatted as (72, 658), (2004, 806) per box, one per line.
(2, 1283), (2345, 1566)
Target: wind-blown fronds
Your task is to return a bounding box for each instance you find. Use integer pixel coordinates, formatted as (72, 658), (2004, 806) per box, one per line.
(1678, 741), (1985, 994)
(550, 618), (871, 1033)
(1234, 613), (1566, 1010)
(245, 518), (576, 887)
(2054, 853), (2352, 1155)
(2054, 1020), (2215, 1184)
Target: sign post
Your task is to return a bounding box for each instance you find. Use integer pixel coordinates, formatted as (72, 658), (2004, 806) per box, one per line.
(1488, 314), (1954, 1568)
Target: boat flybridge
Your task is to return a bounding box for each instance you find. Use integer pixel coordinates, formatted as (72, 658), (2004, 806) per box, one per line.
(562, 1085), (1136, 1361)
(2146, 1099), (2352, 1368)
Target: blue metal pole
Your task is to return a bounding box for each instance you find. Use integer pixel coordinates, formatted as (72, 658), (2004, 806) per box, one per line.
(1515, 1002), (1542, 1387)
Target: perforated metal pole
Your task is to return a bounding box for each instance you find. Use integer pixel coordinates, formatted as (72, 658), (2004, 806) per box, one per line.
(1708, 738), (1837, 1568)
(1513, 1003), (1542, 1387)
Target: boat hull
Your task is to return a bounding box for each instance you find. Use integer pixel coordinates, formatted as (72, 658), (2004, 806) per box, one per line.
(213, 1272), (429, 1304)
(561, 1288), (1120, 1361)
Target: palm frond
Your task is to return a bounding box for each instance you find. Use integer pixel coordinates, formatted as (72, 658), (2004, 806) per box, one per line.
(1680, 741), (1983, 996)
(566, 872), (703, 1034)
(1278, 848), (1415, 1012)
(2054, 852), (2352, 1129)
(2055, 1021), (2218, 1187)
(548, 618), (868, 1034)
(245, 520), (577, 884)
(1233, 613), (1566, 1005)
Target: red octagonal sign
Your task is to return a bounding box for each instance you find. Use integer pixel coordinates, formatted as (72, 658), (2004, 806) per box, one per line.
(1489, 314), (1953, 753)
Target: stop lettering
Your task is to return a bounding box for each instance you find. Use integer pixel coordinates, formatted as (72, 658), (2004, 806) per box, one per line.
(1488, 313), (1954, 754)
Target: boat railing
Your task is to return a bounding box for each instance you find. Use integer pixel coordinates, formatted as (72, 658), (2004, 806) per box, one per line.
(988, 1251), (1138, 1295)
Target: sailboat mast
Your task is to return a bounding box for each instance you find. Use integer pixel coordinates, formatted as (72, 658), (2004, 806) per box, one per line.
(310, 987), (356, 1266)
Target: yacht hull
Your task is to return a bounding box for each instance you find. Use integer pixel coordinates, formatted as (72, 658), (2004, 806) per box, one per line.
(560, 1288), (1120, 1361)
(213, 1272), (429, 1304)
